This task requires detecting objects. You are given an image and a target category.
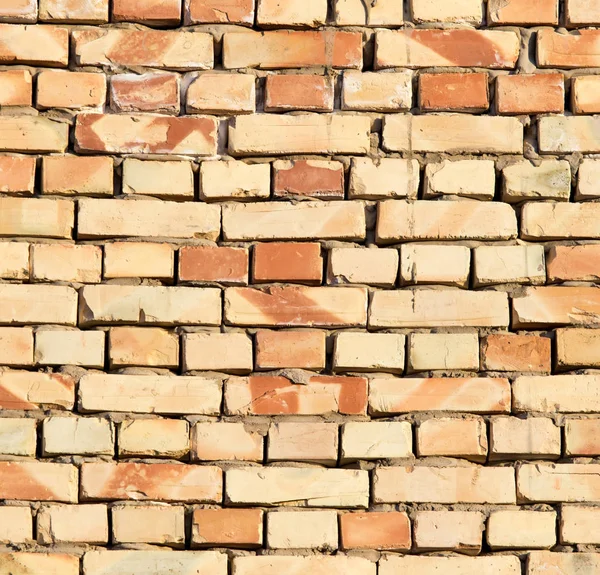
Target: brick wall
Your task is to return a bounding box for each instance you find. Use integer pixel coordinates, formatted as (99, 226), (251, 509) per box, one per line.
(0, 0), (598, 573)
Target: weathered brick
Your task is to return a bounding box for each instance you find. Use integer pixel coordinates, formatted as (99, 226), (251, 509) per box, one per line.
(187, 73), (255, 114)
(561, 506), (600, 544)
(540, 117), (600, 153)
(412, 0), (483, 23)
(414, 510), (483, 554)
(112, 504), (184, 547)
(233, 555), (375, 575)
(0, 507), (32, 543)
(42, 155), (113, 196)
(490, 416), (560, 460)
(200, 160), (269, 201)
(557, 328), (600, 370)
(185, 0), (254, 24)
(0, 418), (36, 456)
(417, 417), (487, 461)
(328, 248), (398, 287)
(482, 334), (551, 372)
(0, 553), (79, 575)
(488, 510), (556, 549)
(0, 0), (37, 22)
(112, 0), (181, 24)
(407, 333), (479, 372)
(109, 326), (179, 368)
(0, 243), (29, 280)
(349, 158), (419, 199)
(0, 370), (74, 410)
(522, 202), (600, 240)
(400, 244), (470, 287)
(0, 461), (77, 502)
(266, 510), (337, 550)
(419, 73), (489, 112)
(424, 159), (496, 200)
(37, 70), (106, 109)
(335, 0), (402, 25)
(538, 30), (600, 68)
(566, 418), (600, 456)
(192, 421), (262, 462)
(333, 332), (405, 373)
(31, 243), (102, 283)
(528, 552), (600, 574)
(0, 327), (33, 366)
(104, 242), (174, 280)
(42, 416), (113, 456)
(0, 156), (35, 195)
(473, 245), (546, 286)
(192, 508), (263, 548)
(273, 159), (344, 199)
(253, 242), (322, 284)
(567, 0), (600, 25)
(267, 421), (338, 465)
(489, 0), (558, 24)
(38, 504), (108, 545)
(0, 284), (77, 325)
(35, 329), (105, 368)
(577, 160), (600, 200)
(381, 555), (520, 575)
(111, 73), (180, 114)
(183, 332), (253, 373)
(265, 75), (333, 112)
(341, 421), (412, 460)
(119, 419), (189, 459)
(0, 24), (68, 66)
(179, 246), (248, 285)
(39, 0), (108, 22)
(572, 75), (600, 114)
(257, 0), (326, 26)
(0, 116), (69, 153)
(513, 375), (600, 413)
(0, 69), (31, 105)
(502, 160), (570, 203)
(342, 71), (411, 112)
(122, 159), (193, 200)
(340, 512), (410, 551)
(497, 73), (564, 114)
(255, 329), (326, 370)
(518, 463), (600, 503)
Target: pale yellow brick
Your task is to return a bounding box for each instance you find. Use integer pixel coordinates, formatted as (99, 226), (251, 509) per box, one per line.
(0, 242), (29, 279)
(37, 504), (108, 545)
(0, 507), (32, 544)
(522, 203), (600, 240)
(417, 417), (487, 462)
(31, 243), (101, 283)
(487, 510), (556, 549)
(192, 421), (262, 462)
(342, 71), (412, 112)
(407, 332), (479, 372)
(561, 505), (600, 544)
(104, 242), (174, 280)
(187, 73), (255, 114)
(424, 159), (496, 200)
(35, 329), (105, 367)
(411, 0), (483, 24)
(0, 197), (73, 239)
(109, 326), (178, 368)
(0, 284), (77, 325)
(0, 418), (36, 456)
(328, 248), (398, 287)
(576, 158), (600, 199)
(257, 0), (327, 26)
(473, 245), (546, 286)
(200, 160), (270, 201)
(234, 555), (375, 575)
(119, 419), (190, 459)
(333, 332), (405, 373)
(0, 116), (69, 152)
(528, 551), (600, 574)
(122, 159), (194, 200)
(502, 160), (570, 203)
(400, 244), (471, 287)
(268, 422), (338, 465)
(414, 510), (483, 554)
(380, 553), (520, 575)
(0, 327), (33, 366)
(556, 328), (600, 369)
(112, 504), (185, 547)
(349, 158), (419, 199)
(489, 416), (560, 460)
(341, 421), (412, 461)
(539, 116), (600, 153)
(267, 510), (337, 550)
(183, 332), (253, 373)
(42, 416), (114, 456)
(39, 0), (108, 22)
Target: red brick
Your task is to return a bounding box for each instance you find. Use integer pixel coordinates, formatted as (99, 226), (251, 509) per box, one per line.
(0, 69), (31, 105)
(185, 0), (254, 24)
(0, 461), (77, 502)
(488, 0), (558, 24)
(0, 156), (35, 194)
(179, 246), (248, 285)
(110, 73), (179, 114)
(265, 75), (333, 112)
(192, 508), (263, 548)
(419, 73), (489, 112)
(112, 0), (181, 24)
(482, 334), (551, 373)
(496, 74), (564, 115)
(273, 160), (344, 199)
(255, 329), (326, 370)
(538, 30), (600, 69)
(547, 245), (600, 282)
(341, 512), (411, 550)
(253, 242), (323, 284)
(0, 24), (69, 67)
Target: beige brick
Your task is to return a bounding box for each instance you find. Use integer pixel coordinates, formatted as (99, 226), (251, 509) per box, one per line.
(257, 0), (326, 25)
(0, 554), (79, 574)
(0, 0), (37, 22)
(0, 69), (31, 106)
(223, 201), (365, 241)
(341, 421), (412, 461)
(119, 419), (190, 459)
(200, 160), (270, 201)
(407, 332), (479, 372)
(267, 422), (338, 465)
(0, 24), (69, 67)
(0, 370), (75, 411)
(502, 160), (570, 203)
(112, 504), (184, 547)
(0, 284), (77, 325)
(39, 0), (108, 21)
(0, 198), (73, 239)
(192, 422), (262, 462)
(31, 244), (102, 283)
(37, 504), (108, 544)
(37, 70), (106, 109)
(35, 329), (104, 368)
(104, 242), (174, 280)
(349, 158), (420, 200)
(528, 552), (600, 574)
(78, 199), (220, 240)
(79, 374), (222, 415)
(567, 0), (600, 25)
(539, 116), (600, 153)
(335, 0), (402, 24)
(79, 285), (221, 327)
(342, 71), (412, 112)
(424, 159), (496, 200)
(400, 244), (471, 287)
(473, 245), (546, 286)
(42, 155), (113, 197)
(0, 418), (36, 456)
(490, 416), (560, 460)
(383, 114), (522, 153)
(233, 556), (375, 575)
(183, 332), (252, 373)
(229, 114), (370, 155)
(226, 467), (368, 508)
(565, 418), (600, 456)
(370, 290), (509, 328)
(328, 248), (398, 287)
(0, 507), (31, 544)
(109, 326), (178, 368)
(0, 113), (67, 152)
(577, 159), (600, 199)
(122, 159), (193, 200)
(0, 327), (33, 366)
(522, 203), (600, 240)
(414, 510), (483, 554)
(574, 76), (600, 114)
(333, 332), (405, 373)
(187, 73), (255, 114)
(42, 416), (113, 456)
(556, 328), (600, 369)
(0, 242), (28, 280)
(374, 466), (515, 504)
(381, 554), (519, 575)
(561, 505), (600, 544)
(417, 417), (487, 462)
(411, 0), (483, 23)
(267, 511), (337, 550)
(488, 510), (555, 549)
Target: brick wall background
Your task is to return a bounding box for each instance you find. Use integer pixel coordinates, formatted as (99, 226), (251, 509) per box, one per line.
(0, 0), (599, 573)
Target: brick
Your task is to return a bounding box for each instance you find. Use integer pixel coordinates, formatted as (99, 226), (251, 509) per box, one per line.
(265, 75), (333, 112)
(112, 504), (184, 547)
(473, 245), (546, 286)
(528, 552), (600, 574)
(0, 507), (31, 543)
(223, 30), (362, 69)
(185, 0), (254, 24)
(109, 326), (179, 368)
(273, 159), (344, 199)
(37, 70), (106, 110)
(383, 114), (523, 154)
(376, 29), (520, 69)
(571, 76), (600, 114)
(179, 246), (248, 285)
(0, 156), (35, 195)
(578, 160), (600, 199)
(497, 74), (564, 114)
(374, 466), (515, 504)
(112, 0), (181, 24)
(565, 419), (600, 456)
(0, 285), (76, 325)
(31, 244), (101, 283)
(561, 506), (600, 544)
(340, 512), (410, 551)
(75, 113), (217, 156)
(183, 332), (253, 373)
(37, 504), (108, 545)
(0, 370), (74, 410)
(42, 155), (113, 196)
(187, 73), (255, 114)
(104, 242), (174, 280)
(0, 116), (68, 153)
(512, 286), (600, 328)
(335, 0), (402, 25)
(489, 0), (558, 24)
(414, 510), (483, 554)
(567, 0), (600, 25)
(0, 327), (33, 366)
(229, 114), (369, 155)
(0, 0), (36, 22)
(267, 511), (337, 550)
(411, 0), (483, 23)
(200, 160), (269, 201)
(0, 24), (68, 66)
(407, 333), (479, 372)
(233, 556), (374, 575)
(192, 422), (262, 462)
(253, 242), (322, 284)
(119, 419), (189, 459)
(258, 0), (326, 25)
(74, 28), (212, 69)
(557, 328), (600, 369)
(122, 159), (193, 200)
(79, 374), (222, 415)
(349, 158), (419, 200)
(0, 243), (29, 279)
(328, 248), (398, 287)
(267, 421), (338, 465)
(417, 417), (487, 461)
(35, 329), (104, 368)
(400, 244), (471, 287)
(192, 508), (263, 548)
(0, 69), (31, 105)
(226, 375), (367, 415)
(39, 0), (108, 22)
(381, 555), (520, 575)
(488, 510), (555, 550)
(377, 200), (517, 242)
(0, 418), (35, 455)
(0, 461), (77, 502)
(539, 117), (600, 153)
(518, 463), (600, 503)
(424, 159), (496, 200)
(0, 553), (79, 575)
(333, 332), (405, 373)
(78, 199), (219, 240)
(522, 203), (600, 240)
(502, 160), (570, 203)
(111, 73), (180, 114)
(342, 71), (411, 112)
(482, 334), (551, 372)
(538, 30), (600, 68)
(341, 421), (412, 460)
(226, 467), (369, 508)
(369, 377), (511, 415)
(419, 73), (488, 112)
(42, 416), (113, 456)
(255, 329), (326, 370)
(81, 462), (221, 502)
(370, 290), (509, 328)
(490, 416), (560, 460)
(80, 285), (221, 326)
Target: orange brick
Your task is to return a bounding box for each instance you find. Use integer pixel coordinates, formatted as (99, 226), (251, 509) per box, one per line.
(482, 334), (551, 372)
(0, 69), (31, 105)
(488, 0), (558, 24)
(273, 160), (344, 199)
(0, 24), (68, 67)
(37, 70), (106, 110)
(0, 156), (35, 194)
(253, 242), (323, 284)
(496, 74), (564, 115)
(112, 0), (181, 24)
(265, 75), (333, 112)
(179, 246), (248, 285)
(110, 73), (179, 114)
(538, 30), (600, 69)
(572, 76), (600, 114)
(42, 155), (113, 196)
(192, 508), (263, 548)
(109, 326), (178, 368)
(185, 0), (254, 24)
(341, 512), (411, 550)
(0, 461), (77, 502)
(547, 245), (600, 282)
(39, 0), (108, 22)
(419, 73), (489, 112)
(255, 329), (326, 370)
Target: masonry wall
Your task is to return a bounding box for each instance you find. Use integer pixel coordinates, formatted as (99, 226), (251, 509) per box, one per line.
(0, 0), (599, 573)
